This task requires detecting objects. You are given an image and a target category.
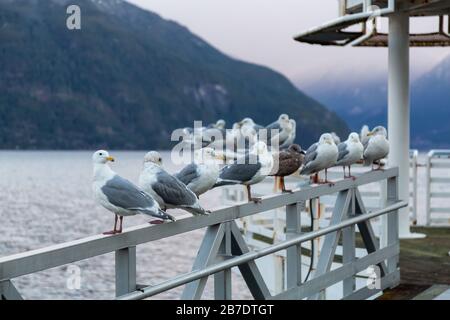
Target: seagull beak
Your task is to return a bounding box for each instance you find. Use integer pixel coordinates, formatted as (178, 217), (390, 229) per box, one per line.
(107, 156), (115, 162)
(367, 132), (374, 137)
(215, 152), (226, 161)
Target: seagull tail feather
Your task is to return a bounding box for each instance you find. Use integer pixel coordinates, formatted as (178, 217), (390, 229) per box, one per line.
(159, 209), (176, 222)
(183, 205), (210, 216)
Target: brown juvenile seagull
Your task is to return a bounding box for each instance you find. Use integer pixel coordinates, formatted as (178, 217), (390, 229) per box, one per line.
(271, 144), (305, 193)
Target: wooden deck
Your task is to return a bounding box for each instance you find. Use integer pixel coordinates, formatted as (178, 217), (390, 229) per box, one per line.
(379, 227), (450, 300)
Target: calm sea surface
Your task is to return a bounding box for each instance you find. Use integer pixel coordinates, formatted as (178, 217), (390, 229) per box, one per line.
(0, 151), (252, 300)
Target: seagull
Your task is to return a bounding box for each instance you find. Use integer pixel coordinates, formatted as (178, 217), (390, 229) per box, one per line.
(266, 115), (294, 149)
(280, 119), (297, 150)
(92, 150), (174, 235)
(175, 148), (225, 197)
(360, 125), (371, 149)
(139, 151), (209, 215)
(214, 141), (273, 203)
(331, 132), (341, 146)
(239, 125), (258, 151)
(270, 144), (305, 193)
(335, 133), (364, 179)
(239, 117), (264, 132)
(208, 119), (226, 130)
(300, 133), (339, 184)
(266, 114), (290, 130)
(364, 126), (390, 170)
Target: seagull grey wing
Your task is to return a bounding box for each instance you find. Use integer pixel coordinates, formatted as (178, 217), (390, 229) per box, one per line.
(300, 143), (319, 175)
(266, 121), (281, 130)
(153, 171), (197, 206)
(337, 143), (350, 162)
(175, 164), (199, 186)
(102, 176), (157, 211)
(220, 163), (261, 182)
(304, 143), (318, 164)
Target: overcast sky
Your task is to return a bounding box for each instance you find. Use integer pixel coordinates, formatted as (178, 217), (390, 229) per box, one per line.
(128, 0), (450, 86)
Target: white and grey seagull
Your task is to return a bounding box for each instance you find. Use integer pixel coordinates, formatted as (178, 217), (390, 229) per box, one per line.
(335, 132), (364, 179)
(92, 150), (174, 235)
(364, 126), (390, 170)
(176, 148), (225, 197)
(139, 151), (209, 215)
(300, 133), (339, 184)
(214, 141), (274, 203)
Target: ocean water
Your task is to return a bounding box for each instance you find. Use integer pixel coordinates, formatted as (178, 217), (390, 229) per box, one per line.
(0, 151), (252, 300)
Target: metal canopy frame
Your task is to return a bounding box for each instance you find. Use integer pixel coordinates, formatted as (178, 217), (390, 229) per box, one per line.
(0, 169), (404, 300)
(295, 1), (450, 47)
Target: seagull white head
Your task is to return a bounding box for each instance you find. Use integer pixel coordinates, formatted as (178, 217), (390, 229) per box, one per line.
(232, 123), (241, 130)
(92, 150), (115, 164)
(195, 147), (225, 162)
(319, 133), (335, 145)
(348, 132), (361, 143)
(215, 120), (226, 129)
(144, 151), (163, 166)
(240, 118), (255, 127)
(368, 126), (387, 138)
(252, 141), (268, 155)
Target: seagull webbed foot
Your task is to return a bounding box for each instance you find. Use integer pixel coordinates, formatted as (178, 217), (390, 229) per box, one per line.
(149, 220), (165, 225)
(103, 230), (120, 235)
(250, 197), (262, 204)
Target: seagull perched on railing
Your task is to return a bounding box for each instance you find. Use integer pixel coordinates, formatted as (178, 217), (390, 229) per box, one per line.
(139, 151), (209, 216)
(270, 144), (305, 193)
(175, 148), (225, 197)
(300, 133), (339, 184)
(214, 141), (273, 203)
(265, 114), (295, 148)
(335, 133), (364, 179)
(280, 119), (297, 150)
(363, 126), (390, 170)
(92, 150), (174, 235)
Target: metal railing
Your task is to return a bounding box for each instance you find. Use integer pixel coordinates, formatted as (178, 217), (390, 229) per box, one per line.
(0, 168), (404, 300)
(426, 150), (450, 226)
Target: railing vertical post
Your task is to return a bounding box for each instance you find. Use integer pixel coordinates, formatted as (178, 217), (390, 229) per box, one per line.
(286, 202), (303, 289)
(342, 189), (356, 296)
(115, 246), (137, 298)
(386, 176), (400, 276)
(426, 151), (432, 226)
(411, 151), (418, 225)
(214, 222), (232, 300)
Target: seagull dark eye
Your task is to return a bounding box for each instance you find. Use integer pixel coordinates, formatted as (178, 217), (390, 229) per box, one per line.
(99, 153), (103, 156)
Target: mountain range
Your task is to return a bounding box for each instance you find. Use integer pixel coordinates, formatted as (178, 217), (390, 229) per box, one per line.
(0, 0), (349, 150)
(302, 55), (450, 149)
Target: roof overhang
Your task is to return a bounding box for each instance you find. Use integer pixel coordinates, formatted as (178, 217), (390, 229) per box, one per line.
(295, 0), (450, 47)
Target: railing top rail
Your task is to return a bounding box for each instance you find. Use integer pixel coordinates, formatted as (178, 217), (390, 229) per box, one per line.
(428, 149), (450, 158)
(0, 167), (399, 283)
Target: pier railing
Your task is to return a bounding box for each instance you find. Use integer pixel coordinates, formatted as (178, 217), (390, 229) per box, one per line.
(426, 150), (450, 226)
(0, 168), (404, 300)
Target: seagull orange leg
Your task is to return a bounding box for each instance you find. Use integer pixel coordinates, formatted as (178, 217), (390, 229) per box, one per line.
(104, 215), (119, 235)
(281, 177), (293, 193)
(247, 185), (262, 203)
(118, 216), (124, 234)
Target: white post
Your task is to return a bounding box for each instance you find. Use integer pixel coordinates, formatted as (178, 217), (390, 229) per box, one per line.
(388, 12), (425, 239)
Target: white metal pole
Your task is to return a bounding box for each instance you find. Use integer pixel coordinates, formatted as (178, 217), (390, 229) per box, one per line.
(388, 12), (425, 239)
